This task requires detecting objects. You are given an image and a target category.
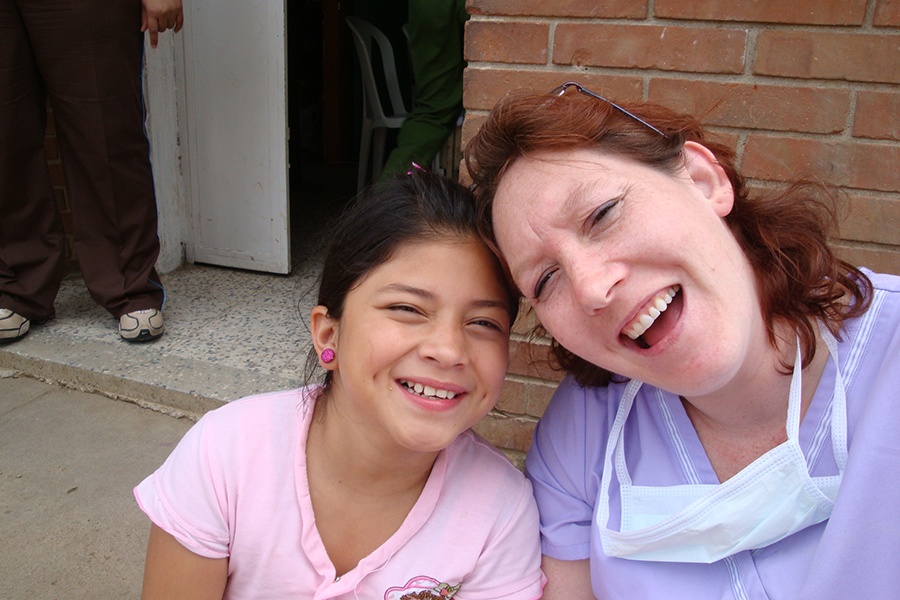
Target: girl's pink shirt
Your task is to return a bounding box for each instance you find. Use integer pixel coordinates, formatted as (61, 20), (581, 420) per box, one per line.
(135, 386), (546, 599)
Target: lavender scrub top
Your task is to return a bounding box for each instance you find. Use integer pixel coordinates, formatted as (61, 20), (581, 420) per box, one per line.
(525, 270), (900, 600)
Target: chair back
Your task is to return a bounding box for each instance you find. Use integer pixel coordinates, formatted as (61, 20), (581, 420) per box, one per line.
(345, 16), (408, 128)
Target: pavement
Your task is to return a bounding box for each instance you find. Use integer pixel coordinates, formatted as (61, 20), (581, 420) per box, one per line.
(0, 254), (327, 600)
(0, 161), (355, 599)
(0, 254), (320, 600)
(0, 372), (193, 600)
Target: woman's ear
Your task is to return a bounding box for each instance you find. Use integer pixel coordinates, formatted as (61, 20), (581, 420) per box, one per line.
(310, 305), (338, 370)
(682, 141), (734, 218)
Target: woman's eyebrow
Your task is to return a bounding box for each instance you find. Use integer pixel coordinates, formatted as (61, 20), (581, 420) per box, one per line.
(564, 178), (618, 215)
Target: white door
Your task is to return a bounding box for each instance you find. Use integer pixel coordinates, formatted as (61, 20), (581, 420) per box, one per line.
(181, 0), (289, 274)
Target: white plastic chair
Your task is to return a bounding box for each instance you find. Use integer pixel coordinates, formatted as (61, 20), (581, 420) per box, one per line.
(345, 16), (408, 191)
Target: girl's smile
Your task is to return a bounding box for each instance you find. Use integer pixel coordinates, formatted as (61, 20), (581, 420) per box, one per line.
(311, 237), (512, 456)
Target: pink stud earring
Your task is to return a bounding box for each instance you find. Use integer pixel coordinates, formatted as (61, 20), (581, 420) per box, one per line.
(320, 348), (335, 364)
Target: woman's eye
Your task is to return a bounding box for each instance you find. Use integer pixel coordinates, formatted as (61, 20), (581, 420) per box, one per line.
(533, 268), (556, 300)
(590, 199), (619, 228)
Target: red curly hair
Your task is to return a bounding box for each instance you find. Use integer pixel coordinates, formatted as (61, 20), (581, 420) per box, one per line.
(465, 87), (872, 387)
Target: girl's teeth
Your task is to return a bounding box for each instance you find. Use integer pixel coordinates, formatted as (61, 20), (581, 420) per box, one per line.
(624, 285), (680, 340)
(401, 380), (457, 400)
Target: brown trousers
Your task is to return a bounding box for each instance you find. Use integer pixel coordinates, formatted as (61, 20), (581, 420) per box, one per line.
(0, 0), (164, 321)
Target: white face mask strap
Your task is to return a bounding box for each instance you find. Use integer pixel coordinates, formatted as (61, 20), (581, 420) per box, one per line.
(786, 337), (804, 439)
(818, 322), (849, 471)
(598, 378), (643, 530)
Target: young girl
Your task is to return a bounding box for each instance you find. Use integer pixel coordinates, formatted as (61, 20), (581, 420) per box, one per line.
(134, 170), (546, 599)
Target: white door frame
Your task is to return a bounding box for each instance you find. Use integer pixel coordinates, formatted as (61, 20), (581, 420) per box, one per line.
(145, 33), (188, 275)
(146, 0), (290, 276)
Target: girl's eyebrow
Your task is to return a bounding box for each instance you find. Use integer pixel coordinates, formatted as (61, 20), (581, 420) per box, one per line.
(379, 283), (508, 311)
(379, 283), (432, 299)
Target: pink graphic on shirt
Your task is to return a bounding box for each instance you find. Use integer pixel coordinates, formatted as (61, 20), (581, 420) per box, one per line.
(384, 576), (460, 599)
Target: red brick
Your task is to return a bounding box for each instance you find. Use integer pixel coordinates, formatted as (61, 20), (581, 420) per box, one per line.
(874, 0), (900, 26)
(463, 67), (643, 111)
(837, 193), (900, 246)
(649, 79), (850, 133)
(511, 301), (538, 337)
(509, 338), (564, 381)
(472, 411), (537, 453)
(524, 381), (556, 418)
(496, 379), (527, 414)
(742, 135), (900, 193)
(554, 23), (746, 74)
(497, 377), (559, 420)
(468, 0), (647, 18)
(832, 241), (900, 275)
(703, 129), (741, 153)
(466, 21), (549, 64)
(655, 0), (866, 25)
(754, 31), (900, 84)
(852, 91), (900, 141)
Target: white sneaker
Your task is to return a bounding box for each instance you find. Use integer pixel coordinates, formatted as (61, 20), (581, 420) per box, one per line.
(0, 308), (30, 343)
(118, 308), (164, 342)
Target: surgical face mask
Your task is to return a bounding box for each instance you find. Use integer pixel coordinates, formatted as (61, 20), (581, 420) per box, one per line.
(597, 325), (847, 563)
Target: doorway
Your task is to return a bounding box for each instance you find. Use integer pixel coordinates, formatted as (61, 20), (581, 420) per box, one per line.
(289, 0), (355, 269)
(289, 1), (413, 269)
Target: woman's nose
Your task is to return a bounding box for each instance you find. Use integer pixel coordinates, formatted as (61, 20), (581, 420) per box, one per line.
(568, 258), (623, 316)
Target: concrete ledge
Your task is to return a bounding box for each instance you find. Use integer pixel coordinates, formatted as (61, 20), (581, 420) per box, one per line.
(0, 333), (299, 421)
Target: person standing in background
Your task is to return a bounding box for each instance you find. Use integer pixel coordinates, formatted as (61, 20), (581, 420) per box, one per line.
(0, 0), (182, 344)
(379, 0), (467, 179)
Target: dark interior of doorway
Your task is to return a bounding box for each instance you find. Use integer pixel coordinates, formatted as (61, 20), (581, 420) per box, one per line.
(288, 1), (355, 265)
(288, 1), (412, 265)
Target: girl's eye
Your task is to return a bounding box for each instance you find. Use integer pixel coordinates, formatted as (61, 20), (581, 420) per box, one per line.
(388, 304), (421, 315)
(471, 318), (505, 333)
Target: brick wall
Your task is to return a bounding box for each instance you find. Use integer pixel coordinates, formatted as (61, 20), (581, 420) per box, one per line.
(462, 0), (900, 465)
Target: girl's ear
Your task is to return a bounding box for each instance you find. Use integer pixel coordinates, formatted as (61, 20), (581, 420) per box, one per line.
(310, 305), (338, 370)
(682, 141), (734, 218)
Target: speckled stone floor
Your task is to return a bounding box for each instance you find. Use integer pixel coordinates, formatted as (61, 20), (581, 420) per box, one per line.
(0, 251), (324, 419)
(0, 161), (356, 419)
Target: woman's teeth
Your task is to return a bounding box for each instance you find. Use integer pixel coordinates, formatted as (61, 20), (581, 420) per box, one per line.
(624, 285), (680, 340)
(400, 380), (457, 400)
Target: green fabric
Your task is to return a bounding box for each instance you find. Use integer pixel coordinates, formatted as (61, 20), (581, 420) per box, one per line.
(380, 0), (467, 178)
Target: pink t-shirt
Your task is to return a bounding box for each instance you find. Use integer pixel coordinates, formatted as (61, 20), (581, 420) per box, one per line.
(135, 387), (545, 599)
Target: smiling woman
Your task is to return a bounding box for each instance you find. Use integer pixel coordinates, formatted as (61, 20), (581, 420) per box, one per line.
(133, 169), (545, 599)
(465, 83), (900, 599)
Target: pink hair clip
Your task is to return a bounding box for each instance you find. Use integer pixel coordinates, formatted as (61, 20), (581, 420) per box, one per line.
(406, 162), (426, 175)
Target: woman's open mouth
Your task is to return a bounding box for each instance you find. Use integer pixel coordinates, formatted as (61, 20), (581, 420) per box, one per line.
(622, 285), (682, 349)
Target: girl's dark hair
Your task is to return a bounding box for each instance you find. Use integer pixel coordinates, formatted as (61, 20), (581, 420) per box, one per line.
(465, 87), (872, 387)
(303, 168), (520, 391)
